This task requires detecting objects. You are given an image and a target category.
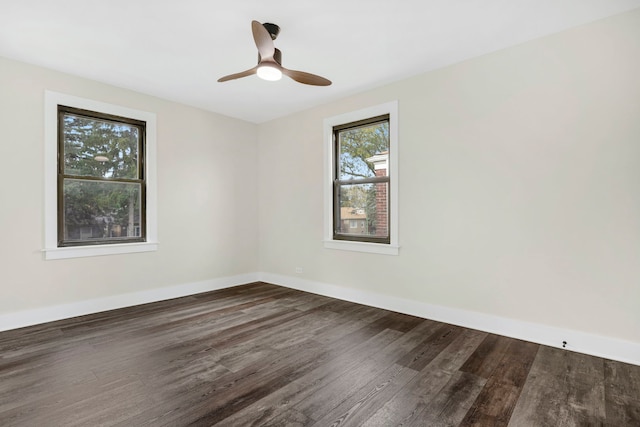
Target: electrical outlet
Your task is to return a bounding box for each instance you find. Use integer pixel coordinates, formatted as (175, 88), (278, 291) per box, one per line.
(295, 267), (303, 274)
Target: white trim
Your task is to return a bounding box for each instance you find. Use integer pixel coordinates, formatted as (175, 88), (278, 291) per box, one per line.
(2, 272), (638, 366)
(0, 273), (259, 332)
(43, 242), (159, 260)
(259, 272), (640, 367)
(323, 240), (400, 255)
(43, 91), (158, 260)
(323, 101), (399, 255)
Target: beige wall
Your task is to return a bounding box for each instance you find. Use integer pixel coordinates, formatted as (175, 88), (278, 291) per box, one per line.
(0, 57), (259, 313)
(257, 9), (640, 343)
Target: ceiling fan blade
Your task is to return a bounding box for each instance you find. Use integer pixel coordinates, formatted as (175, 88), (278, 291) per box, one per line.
(217, 66), (258, 82)
(281, 68), (332, 86)
(252, 20), (275, 60)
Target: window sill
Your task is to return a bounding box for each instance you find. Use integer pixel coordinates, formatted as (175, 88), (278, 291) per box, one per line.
(43, 242), (158, 260)
(323, 240), (399, 255)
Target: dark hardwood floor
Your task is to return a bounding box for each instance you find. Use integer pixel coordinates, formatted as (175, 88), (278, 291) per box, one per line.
(1, 282), (638, 426)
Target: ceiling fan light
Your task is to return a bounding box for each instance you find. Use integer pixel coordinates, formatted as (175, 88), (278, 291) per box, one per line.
(256, 64), (282, 81)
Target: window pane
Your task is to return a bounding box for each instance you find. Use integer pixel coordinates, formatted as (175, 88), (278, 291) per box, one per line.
(337, 183), (388, 238)
(63, 113), (140, 179)
(62, 179), (141, 242)
(338, 121), (389, 180)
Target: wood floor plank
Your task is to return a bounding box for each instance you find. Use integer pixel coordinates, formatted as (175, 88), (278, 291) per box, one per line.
(359, 369), (453, 427)
(291, 318), (442, 423)
(604, 394), (640, 427)
(293, 342), (413, 422)
(428, 328), (489, 375)
(604, 359), (640, 425)
(604, 359), (640, 400)
(259, 408), (312, 427)
(312, 304), (390, 344)
(0, 374), (154, 427)
(508, 346), (607, 426)
(529, 345), (606, 388)
(214, 328), (404, 427)
(458, 337), (540, 427)
(361, 328), (489, 427)
(309, 363), (420, 427)
(397, 323), (463, 371)
(459, 378), (521, 427)
(1, 282), (637, 427)
(459, 334), (512, 379)
(409, 370), (487, 427)
(490, 339), (539, 388)
(124, 340), (329, 426)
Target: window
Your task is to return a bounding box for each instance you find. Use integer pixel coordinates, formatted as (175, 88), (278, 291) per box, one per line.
(323, 101), (398, 255)
(334, 115), (390, 244)
(45, 91), (157, 260)
(58, 106), (145, 247)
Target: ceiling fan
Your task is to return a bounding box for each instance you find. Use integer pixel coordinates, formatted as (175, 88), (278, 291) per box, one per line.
(218, 20), (332, 86)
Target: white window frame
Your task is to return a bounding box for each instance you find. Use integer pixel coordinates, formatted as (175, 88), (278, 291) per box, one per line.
(44, 91), (158, 260)
(323, 101), (399, 255)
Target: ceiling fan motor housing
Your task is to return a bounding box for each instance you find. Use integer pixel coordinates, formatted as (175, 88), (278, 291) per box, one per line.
(262, 23), (280, 40)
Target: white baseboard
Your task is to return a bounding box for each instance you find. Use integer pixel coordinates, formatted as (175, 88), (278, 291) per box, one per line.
(0, 273), (260, 332)
(259, 272), (640, 366)
(2, 271), (638, 366)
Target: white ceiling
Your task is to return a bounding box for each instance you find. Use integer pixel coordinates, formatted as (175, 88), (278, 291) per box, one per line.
(2, 1), (640, 123)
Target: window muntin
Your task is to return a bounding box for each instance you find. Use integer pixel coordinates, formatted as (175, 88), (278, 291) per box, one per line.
(333, 115), (390, 244)
(58, 106), (146, 247)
